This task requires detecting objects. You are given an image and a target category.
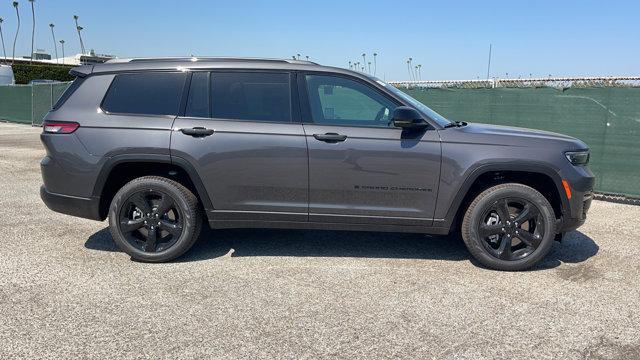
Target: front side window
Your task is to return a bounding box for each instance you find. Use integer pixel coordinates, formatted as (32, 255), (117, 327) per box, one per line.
(102, 72), (187, 116)
(211, 72), (291, 122)
(305, 75), (396, 127)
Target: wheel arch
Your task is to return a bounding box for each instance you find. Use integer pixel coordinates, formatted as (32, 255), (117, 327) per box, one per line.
(93, 154), (213, 220)
(442, 161), (568, 233)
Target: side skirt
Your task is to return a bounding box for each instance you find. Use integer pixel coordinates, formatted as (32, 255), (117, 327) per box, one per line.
(207, 219), (450, 235)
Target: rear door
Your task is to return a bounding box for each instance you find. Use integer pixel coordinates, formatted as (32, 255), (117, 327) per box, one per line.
(300, 73), (441, 226)
(171, 71), (308, 224)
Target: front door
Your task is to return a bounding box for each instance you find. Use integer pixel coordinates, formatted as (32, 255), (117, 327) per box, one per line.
(300, 74), (441, 226)
(171, 71), (308, 223)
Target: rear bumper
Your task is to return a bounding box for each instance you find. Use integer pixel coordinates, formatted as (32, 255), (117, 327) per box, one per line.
(40, 185), (102, 221)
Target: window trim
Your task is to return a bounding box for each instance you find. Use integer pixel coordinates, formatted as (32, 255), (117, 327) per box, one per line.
(298, 71), (405, 129)
(99, 71), (189, 118)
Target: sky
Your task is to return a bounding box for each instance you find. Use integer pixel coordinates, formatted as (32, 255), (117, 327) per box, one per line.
(0, 0), (638, 80)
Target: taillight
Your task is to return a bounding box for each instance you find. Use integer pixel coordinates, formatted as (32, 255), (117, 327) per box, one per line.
(43, 122), (80, 134)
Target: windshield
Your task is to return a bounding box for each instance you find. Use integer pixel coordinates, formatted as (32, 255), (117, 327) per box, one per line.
(372, 78), (452, 127)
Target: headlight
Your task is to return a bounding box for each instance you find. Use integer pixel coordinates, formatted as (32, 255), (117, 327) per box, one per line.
(565, 150), (590, 165)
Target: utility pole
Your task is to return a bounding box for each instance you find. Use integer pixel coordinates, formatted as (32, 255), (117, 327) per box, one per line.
(486, 44), (492, 80)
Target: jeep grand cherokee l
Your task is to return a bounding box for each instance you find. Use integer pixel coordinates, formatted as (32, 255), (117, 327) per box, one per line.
(40, 57), (594, 270)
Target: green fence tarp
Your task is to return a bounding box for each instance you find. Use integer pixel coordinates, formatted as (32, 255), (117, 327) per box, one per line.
(0, 83), (638, 197)
(0, 85), (32, 123)
(0, 82), (70, 125)
(403, 87), (640, 197)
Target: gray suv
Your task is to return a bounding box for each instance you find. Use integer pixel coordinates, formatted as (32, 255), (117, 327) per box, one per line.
(40, 57), (594, 270)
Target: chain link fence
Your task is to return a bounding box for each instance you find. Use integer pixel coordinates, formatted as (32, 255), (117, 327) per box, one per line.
(0, 82), (71, 125)
(0, 78), (638, 197)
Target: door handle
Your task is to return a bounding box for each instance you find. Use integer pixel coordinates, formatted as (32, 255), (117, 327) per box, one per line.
(313, 133), (347, 143)
(180, 127), (215, 137)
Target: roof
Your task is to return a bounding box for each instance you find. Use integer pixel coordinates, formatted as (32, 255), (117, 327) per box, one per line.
(70, 56), (363, 79)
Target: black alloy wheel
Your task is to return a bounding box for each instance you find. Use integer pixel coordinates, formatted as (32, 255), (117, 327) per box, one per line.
(461, 183), (556, 271)
(118, 190), (184, 253)
(108, 176), (202, 262)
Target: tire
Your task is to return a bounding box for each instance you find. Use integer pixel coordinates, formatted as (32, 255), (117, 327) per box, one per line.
(108, 176), (202, 262)
(461, 183), (556, 271)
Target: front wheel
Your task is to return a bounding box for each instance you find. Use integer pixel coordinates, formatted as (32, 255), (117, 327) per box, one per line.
(461, 183), (557, 271)
(108, 176), (202, 262)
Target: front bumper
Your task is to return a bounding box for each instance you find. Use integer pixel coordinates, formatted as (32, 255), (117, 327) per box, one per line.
(558, 189), (593, 233)
(40, 185), (102, 221)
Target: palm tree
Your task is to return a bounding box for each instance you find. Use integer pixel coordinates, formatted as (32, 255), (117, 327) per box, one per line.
(296, 53), (300, 60)
(0, 18), (6, 63)
(348, 60), (352, 70)
(28, 0), (35, 64)
(368, 61), (371, 74)
(406, 60), (412, 81)
(305, 55), (309, 61)
(59, 39), (65, 64)
(49, 23), (57, 63)
(361, 53), (366, 71)
(372, 53), (377, 76)
(12, 2), (19, 64)
(417, 64), (422, 80)
(73, 15), (85, 54)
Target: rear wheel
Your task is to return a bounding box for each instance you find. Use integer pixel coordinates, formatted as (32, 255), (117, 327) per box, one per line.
(461, 183), (556, 271)
(108, 176), (202, 262)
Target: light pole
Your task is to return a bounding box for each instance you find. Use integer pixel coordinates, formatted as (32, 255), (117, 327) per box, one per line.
(49, 23), (58, 64)
(74, 15), (85, 54)
(28, 0), (35, 64)
(12, 2), (19, 64)
(59, 39), (65, 64)
(486, 44), (492, 80)
(373, 52), (377, 76)
(0, 18), (6, 63)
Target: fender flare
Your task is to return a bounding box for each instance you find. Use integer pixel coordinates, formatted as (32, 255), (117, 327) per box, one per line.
(440, 160), (569, 229)
(92, 154), (213, 211)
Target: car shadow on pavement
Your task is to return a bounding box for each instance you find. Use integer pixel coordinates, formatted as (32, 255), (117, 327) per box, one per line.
(84, 227), (598, 269)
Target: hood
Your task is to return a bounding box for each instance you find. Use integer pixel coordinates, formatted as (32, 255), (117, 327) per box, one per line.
(441, 122), (588, 151)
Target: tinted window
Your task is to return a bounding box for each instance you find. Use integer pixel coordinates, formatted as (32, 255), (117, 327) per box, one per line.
(102, 72), (187, 116)
(185, 72), (209, 118)
(211, 72), (291, 122)
(305, 75), (396, 127)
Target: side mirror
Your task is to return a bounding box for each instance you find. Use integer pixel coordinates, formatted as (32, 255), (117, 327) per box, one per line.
(392, 106), (428, 129)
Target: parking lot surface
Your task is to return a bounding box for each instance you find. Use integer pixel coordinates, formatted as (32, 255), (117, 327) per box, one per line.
(1, 122), (639, 359)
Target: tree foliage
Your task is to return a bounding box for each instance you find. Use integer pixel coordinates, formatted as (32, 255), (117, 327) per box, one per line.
(12, 63), (74, 84)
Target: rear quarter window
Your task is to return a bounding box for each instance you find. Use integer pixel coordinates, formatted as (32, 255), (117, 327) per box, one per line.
(101, 72), (187, 116)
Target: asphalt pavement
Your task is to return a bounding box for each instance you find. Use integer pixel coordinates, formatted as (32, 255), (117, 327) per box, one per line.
(0, 122), (638, 359)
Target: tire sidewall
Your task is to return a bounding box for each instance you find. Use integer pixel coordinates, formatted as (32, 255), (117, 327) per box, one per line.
(108, 177), (199, 262)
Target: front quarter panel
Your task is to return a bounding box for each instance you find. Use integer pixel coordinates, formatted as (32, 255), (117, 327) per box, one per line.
(435, 124), (593, 225)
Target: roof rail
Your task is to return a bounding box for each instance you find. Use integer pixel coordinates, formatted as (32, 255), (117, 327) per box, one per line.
(110, 56), (318, 65)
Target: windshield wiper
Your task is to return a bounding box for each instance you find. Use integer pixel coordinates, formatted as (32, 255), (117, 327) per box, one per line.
(443, 121), (467, 128)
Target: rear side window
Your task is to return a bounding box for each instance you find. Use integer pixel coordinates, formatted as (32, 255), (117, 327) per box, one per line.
(211, 72), (291, 122)
(102, 72), (187, 116)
